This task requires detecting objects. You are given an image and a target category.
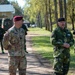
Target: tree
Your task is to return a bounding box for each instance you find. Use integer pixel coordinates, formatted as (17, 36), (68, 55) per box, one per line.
(23, 0), (75, 31)
(54, 0), (58, 25)
(71, 0), (75, 30)
(67, 0), (75, 30)
(24, 0), (45, 27)
(48, 0), (52, 31)
(11, 1), (23, 16)
(63, 0), (67, 27)
(0, 0), (10, 4)
(59, 0), (63, 17)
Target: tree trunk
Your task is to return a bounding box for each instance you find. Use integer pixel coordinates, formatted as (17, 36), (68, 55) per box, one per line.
(54, 0), (58, 26)
(71, 0), (74, 30)
(49, 0), (52, 32)
(45, 0), (49, 30)
(59, 0), (63, 17)
(63, 0), (67, 27)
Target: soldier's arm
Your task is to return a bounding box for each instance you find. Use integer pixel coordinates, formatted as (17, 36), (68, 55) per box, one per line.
(51, 30), (63, 46)
(3, 32), (12, 50)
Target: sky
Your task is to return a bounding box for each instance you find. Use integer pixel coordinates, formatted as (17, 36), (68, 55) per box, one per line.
(8, 0), (25, 8)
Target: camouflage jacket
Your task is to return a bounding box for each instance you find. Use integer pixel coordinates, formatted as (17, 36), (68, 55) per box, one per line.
(3, 26), (26, 56)
(51, 27), (74, 47)
(51, 27), (74, 57)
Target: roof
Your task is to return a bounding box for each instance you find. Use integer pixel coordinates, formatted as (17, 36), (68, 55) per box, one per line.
(0, 4), (15, 13)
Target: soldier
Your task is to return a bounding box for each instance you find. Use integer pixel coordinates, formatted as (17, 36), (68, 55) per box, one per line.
(51, 17), (74, 75)
(0, 25), (5, 53)
(22, 23), (28, 35)
(21, 23), (28, 53)
(3, 16), (27, 75)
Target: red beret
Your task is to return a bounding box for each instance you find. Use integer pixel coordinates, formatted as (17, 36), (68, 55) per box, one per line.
(13, 16), (23, 22)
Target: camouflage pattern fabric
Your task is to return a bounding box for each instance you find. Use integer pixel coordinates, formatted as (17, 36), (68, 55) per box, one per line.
(9, 56), (27, 75)
(3, 26), (27, 75)
(3, 26), (26, 56)
(51, 27), (74, 75)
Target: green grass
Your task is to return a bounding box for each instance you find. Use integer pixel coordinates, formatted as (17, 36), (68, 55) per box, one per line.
(28, 27), (50, 35)
(28, 27), (75, 75)
(32, 36), (53, 63)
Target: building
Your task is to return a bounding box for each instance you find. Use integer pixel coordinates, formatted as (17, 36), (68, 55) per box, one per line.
(0, 4), (15, 19)
(0, 4), (15, 31)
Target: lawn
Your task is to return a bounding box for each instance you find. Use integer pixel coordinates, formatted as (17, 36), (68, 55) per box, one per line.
(28, 27), (75, 75)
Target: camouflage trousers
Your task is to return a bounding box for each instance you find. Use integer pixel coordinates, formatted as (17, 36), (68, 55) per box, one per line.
(8, 56), (27, 75)
(53, 51), (70, 75)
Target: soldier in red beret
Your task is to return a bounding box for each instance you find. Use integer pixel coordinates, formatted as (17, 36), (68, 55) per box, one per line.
(3, 15), (27, 75)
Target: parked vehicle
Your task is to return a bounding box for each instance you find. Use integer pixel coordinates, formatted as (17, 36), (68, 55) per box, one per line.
(30, 24), (37, 28)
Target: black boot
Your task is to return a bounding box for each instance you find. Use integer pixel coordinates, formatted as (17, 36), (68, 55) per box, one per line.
(2, 50), (5, 54)
(54, 72), (63, 75)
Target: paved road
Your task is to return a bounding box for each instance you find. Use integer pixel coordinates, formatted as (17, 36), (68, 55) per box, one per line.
(0, 34), (53, 75)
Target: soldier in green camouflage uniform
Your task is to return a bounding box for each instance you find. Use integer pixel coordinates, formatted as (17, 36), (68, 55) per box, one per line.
(3, 16), (27, 75)
(51, 18), (74, 75)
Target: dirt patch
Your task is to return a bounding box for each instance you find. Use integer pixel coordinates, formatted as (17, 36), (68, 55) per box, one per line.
(27, 34), (54, 73)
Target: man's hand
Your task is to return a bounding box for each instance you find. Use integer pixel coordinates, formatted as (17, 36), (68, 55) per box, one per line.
(63, 43), (70, 48)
